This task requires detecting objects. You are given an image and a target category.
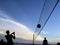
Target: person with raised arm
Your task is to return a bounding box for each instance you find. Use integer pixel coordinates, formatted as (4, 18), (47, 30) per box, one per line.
(5, 30), (15, 45)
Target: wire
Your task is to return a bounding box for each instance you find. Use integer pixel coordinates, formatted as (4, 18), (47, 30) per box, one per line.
(34, 0), (46, 34)
(34, 0), (59, 39)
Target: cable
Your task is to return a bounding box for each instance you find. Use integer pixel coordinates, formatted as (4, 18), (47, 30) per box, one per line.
(35, 0), (59, 39)
(34, 0), (46, 34)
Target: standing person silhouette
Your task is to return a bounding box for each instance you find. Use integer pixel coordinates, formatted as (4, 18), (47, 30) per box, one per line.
(5, 30), (15, 45)
(42, 37), (48, 45)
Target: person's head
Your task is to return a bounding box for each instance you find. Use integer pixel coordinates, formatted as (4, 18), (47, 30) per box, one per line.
(44, 37), (46, 40)
(6, 30), (10, 35)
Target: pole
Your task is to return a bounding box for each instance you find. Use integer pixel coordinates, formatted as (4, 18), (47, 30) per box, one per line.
(33, 34), (34, 45)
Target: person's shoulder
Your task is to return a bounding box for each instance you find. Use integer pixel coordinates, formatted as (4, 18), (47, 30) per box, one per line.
(46, 40), (47, 41)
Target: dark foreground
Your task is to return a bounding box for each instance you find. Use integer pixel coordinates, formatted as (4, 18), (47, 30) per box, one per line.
(14, 43), (41, 45)
(14, 43), (56, 45)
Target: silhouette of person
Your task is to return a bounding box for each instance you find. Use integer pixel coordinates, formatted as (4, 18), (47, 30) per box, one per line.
(5, 30), (15, 45)
(57, 43), (60, 45)
(0, 39), (4, 45)
(42, 37), (48, 45)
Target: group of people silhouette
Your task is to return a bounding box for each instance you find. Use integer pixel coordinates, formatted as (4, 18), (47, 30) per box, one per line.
(0, 30), (48, 45)
(0, 30), (60, 45)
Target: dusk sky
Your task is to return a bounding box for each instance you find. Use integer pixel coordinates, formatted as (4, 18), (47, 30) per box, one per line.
(0, 0), (60, 43)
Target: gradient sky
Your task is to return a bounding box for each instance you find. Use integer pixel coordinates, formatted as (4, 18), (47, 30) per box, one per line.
(0, 0), (60, 43)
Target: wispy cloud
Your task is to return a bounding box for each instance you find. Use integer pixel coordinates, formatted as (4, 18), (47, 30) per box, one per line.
(0, 10), (9, 18)
(0, 10), (43, 41)
(41, 30), (48, 34)
(0, 18), (43, 40)
(0, 31), (4, 34)
(55, 37), (60, 42)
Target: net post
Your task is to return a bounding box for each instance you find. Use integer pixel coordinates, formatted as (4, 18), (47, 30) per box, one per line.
(33, 34), (34, 45)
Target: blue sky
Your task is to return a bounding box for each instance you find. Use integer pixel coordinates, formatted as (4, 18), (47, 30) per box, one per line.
(0, 0), (60, 43)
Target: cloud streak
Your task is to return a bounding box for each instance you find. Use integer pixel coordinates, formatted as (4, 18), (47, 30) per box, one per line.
(0, 10), (43, 41)
(0, 10), (11, 19)
(41, 30), (48, 34)
(0, 18), (43, 40)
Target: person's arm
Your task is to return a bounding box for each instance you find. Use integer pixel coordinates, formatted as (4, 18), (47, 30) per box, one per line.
(13, 34), (15, 39)
(11, 32), (15, 39)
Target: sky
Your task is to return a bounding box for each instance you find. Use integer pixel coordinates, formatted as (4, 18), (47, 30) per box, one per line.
(0, 0), (60, 44)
